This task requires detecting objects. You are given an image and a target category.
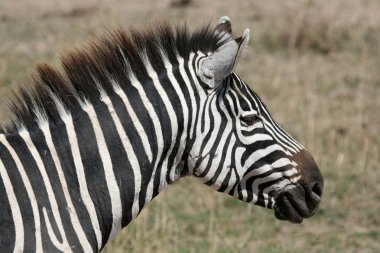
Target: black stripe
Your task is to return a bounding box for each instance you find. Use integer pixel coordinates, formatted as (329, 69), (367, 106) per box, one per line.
(73, 108), (111, 246)
(112, 85), (151, 216)
(5, 133), (57, 251)
(95, 96), (134, 227)
(186, 54), (202, 139)
(240, 141), (281, 167)
(257, 178), (284, 208)
(0, 152), (17, 252)
(29, 127), (82, 249)
(50, 118), (98, 251)
(204, 132), (233, 186)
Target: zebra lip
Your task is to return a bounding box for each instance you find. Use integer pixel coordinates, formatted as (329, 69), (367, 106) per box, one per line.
(273, 195), (303, 224)
(273, 187), (310, 224)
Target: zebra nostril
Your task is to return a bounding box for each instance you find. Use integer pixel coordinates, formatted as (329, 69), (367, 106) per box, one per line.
(312, 183), (322, 198)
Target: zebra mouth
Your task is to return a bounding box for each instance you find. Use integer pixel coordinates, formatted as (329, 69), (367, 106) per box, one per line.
(273, 184), (320, 223)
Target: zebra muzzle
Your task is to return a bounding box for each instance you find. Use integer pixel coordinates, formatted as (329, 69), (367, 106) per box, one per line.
(273, 185), (307, 223)
(273, 149), (324, 223)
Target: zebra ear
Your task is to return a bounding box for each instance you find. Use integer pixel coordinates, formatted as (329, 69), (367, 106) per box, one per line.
(199, 25), (250, 88)
(215, 16), (233, 37)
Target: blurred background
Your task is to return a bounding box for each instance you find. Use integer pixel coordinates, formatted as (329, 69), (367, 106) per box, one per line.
(0, 0), (379, 252)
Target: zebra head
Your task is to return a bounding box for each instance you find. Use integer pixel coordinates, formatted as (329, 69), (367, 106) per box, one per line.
(189, 17), (323, 223)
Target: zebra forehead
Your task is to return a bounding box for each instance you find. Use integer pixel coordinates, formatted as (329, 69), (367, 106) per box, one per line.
(2, 21), (232, 132)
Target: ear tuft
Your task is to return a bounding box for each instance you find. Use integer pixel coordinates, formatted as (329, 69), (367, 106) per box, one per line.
(236, 28), (250, 60)
(216, 16), (232, 34)
(219, 16), (230, 24)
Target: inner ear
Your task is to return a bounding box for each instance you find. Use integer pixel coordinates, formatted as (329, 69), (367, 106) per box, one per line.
(198, 24), (250, 89)
(198, 40), (239, 88)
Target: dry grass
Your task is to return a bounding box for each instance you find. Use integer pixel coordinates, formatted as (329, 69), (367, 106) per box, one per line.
(252, 0), (380, 54)
(0, 0), (379, 252)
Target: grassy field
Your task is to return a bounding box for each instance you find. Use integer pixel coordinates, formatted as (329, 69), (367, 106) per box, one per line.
(0, 0), (379, 252)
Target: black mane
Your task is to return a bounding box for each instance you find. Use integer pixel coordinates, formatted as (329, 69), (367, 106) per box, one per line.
(2, 21), (226, 132)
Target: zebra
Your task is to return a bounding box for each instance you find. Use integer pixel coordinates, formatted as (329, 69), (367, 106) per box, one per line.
(0, 16), (323, 252)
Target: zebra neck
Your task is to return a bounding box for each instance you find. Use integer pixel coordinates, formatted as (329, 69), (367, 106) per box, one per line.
(0, 87), (190, 251)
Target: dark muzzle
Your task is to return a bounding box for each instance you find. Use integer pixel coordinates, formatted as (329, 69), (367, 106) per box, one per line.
(273, 150), (324, 223)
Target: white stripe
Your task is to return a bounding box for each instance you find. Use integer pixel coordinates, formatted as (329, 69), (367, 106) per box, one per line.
(38, 120), (93, 252)
(262, 122), (298, 153)
(203, 92), (236, 191)
(193, 91), (214, 152)
(161, 50), (189, 182)
(195, 154), (210, 177)
(125, 72), (164, 205)
(18, 129), (71, 252)
(142, 54), (177, 196)
(262, 180), (294, 208)
(202, 131), (230, 181)
(58, 107), (102, 250)
(99, 91), (142, 218)
(187, 93), (205, 171)
(254, 93), (301, 152)
(237, 144), (288, 170)
(213, 135), (235, 191)
(181, 53), (198, 140)
(118, 49), (154, 163)
(111, 80), (153, 163)
(200, 105), (233, 181)
(251, 168), (299, 203)
(42, 208), (68, 252)
(238, 158), (298, 203)
(225, 93), (273, 145)
(0, 135), (42, 253)
(236, 75), (302, 152)
(201, 96), (221, 156)
(0, 158), (24, 253)
(249, 158), (295, 178)
(79, 100), (122, 241)
(223, 163), (238, 194)
(273, 120), (304, 149)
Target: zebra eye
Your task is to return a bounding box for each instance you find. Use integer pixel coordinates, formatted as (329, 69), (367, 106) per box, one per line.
(240, 114), (261, 126)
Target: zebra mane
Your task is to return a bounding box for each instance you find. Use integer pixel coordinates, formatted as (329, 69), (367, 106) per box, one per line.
(2, 21), (227, 132)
